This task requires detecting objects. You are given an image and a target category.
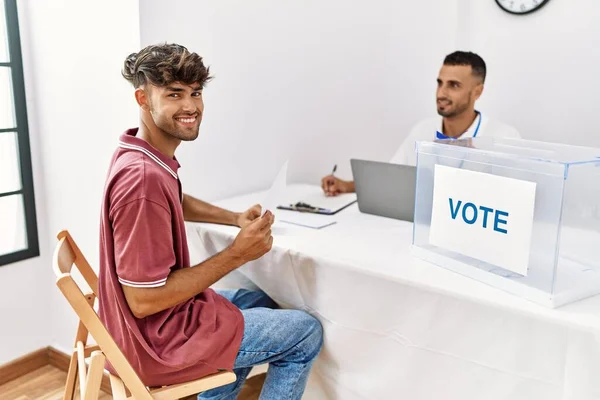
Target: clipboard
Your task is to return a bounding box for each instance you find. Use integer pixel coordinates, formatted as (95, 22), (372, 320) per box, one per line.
(277, 198), (357, 215)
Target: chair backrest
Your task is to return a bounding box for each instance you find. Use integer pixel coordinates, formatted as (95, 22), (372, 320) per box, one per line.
(53, 230), (153, 400)
(53, 231), (98, 296)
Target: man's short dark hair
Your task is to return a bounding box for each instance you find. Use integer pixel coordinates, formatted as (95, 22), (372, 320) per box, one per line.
(444, 51), (486, 83)
(122, 43), (212, 88)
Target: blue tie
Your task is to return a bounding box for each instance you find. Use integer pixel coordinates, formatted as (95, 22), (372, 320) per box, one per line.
(436, 131), (455, 140)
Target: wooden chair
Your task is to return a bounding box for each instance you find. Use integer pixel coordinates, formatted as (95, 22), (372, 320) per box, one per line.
(52, 230), (236, 399)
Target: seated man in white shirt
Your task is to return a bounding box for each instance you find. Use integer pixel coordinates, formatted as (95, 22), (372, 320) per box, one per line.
(321, 51), (521, 196)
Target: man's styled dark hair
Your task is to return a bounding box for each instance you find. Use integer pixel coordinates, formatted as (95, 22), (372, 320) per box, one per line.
(122, 43), (212, 88)
(443, 51), (486, 83)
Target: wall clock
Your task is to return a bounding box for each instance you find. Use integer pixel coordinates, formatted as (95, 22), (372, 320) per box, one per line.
(495, 0), (551, 15)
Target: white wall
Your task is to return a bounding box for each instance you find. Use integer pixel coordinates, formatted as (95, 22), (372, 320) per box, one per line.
(0, 0), (52, 365)
(14, 0), (140, 354)
(457, 0), (600, 147)
(139, 0), (458, 201)
(140, 0), (600, 205)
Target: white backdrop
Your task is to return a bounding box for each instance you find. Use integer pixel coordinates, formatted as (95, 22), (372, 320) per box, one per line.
(457, 0), (600, 148)
(139, 0), (600, 204)
(140, 0), (458, 200)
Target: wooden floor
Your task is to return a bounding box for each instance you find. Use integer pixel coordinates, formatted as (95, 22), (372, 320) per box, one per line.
(0, 365), (266, 400)
(0, 365), (111, 400)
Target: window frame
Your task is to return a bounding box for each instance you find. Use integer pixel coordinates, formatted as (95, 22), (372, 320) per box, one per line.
(0, 0), (39, 266)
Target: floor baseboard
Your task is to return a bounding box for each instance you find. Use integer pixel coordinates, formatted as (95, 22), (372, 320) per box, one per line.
(0, 348), (48, 386)
(47, 346), (71, 372)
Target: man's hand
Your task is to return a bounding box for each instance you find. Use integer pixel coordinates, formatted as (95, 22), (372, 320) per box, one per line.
(236, 204), (262, 228)
(122, 210), (275, 319)
(229, 210), (275, 262)
(321, 175), (354, 197)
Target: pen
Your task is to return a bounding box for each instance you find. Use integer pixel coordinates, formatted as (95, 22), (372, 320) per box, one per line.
(325, 164), (338, 195)
(328, 164), (337, 184)
(290, 202), (331, 213)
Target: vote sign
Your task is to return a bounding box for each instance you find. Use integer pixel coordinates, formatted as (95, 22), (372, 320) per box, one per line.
(428, 165), (536, 276)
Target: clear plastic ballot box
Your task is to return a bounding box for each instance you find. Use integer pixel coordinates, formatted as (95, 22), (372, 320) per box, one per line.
(411, 137), (600, 307)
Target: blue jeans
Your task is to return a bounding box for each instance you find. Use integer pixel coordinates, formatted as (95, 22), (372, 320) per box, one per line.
(198, 289), (323, 400)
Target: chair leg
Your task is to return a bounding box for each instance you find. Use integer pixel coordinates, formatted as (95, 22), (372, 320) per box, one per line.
(66, 297), (95, 400)
(77, 341), (87, 399)
(83, 351), (105, 400)
(63, 350), (79, 400)
(110, 374), (128, 400)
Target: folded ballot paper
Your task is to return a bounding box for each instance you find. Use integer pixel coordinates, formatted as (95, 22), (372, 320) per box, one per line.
(261, 160), (289, 216)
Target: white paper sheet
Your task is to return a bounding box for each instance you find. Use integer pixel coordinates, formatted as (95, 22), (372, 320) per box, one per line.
(261, 160), (288, 216)
(279, 212), (337, 229)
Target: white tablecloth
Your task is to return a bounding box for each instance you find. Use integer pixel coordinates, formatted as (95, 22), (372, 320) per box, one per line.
(186, 184), (600, 400)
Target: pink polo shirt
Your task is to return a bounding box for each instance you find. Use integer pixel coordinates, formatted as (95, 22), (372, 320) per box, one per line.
(98, 128), (243, 386)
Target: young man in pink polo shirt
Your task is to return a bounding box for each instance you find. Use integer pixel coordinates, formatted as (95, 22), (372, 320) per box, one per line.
(98, 43), (323, 400)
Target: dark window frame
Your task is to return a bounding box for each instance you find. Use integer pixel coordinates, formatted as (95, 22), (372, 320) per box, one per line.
(0, 0), (39, 266)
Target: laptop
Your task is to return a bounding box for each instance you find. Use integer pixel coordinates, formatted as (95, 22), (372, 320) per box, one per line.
(350, 159), (417, 222)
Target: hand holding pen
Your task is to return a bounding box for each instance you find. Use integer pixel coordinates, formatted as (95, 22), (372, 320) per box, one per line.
(320, 164), (351, 197)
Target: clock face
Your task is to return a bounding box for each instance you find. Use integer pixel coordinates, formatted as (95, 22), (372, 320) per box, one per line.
(495, 0), (551, 15)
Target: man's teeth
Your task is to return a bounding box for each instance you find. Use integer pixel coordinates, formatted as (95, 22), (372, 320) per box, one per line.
(177, 117), (195, 123)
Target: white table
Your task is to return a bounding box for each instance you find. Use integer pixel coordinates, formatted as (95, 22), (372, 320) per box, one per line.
(186, 184), (600, 400)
